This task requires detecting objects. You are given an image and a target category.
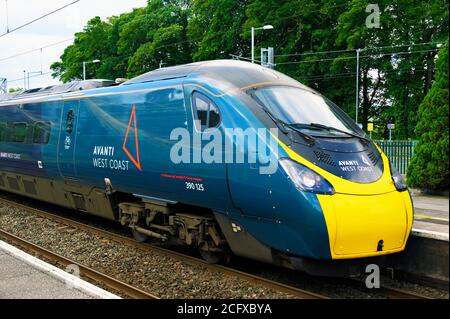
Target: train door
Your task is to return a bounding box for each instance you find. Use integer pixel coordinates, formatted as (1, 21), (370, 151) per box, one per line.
(57, 100), (79, 180)
(181, 86), (234, 210)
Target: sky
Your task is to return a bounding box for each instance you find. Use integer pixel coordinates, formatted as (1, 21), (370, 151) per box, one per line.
(0, 0), (148, 91)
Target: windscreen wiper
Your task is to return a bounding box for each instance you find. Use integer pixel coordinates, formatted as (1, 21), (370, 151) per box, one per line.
(307, 123), (371, 144)
(247, 88), (315, 145)
(262, 108), (315, 145)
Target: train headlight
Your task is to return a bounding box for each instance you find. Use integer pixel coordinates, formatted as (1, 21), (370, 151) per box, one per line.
(389, 161), (408, 192)
(279, 158), (335, 195)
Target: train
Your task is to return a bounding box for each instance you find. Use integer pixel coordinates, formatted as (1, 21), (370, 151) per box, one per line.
(0, 60), (413, 277)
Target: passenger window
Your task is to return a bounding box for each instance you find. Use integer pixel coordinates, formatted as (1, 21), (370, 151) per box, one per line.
(13, 123), (27, 143)
(192, 92), (221, 131)
(66, 110), (74, 134)
(5, 123), (13, 143)
(33, 122), (51, 144)
(0, 123), (6, 142)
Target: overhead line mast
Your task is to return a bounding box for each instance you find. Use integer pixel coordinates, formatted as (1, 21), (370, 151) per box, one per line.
(0, 78), (6, 94)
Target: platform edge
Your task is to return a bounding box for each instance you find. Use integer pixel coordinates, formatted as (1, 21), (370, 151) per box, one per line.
(0, 240), (121, 299)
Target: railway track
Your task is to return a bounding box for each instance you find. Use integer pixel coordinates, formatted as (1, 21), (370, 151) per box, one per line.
(0, 196), (430, 299)
(0, 197), (326, 299)
(346, 278), (432, 299)
(0, 228), (158, 299)
(375, 286), (432, 299)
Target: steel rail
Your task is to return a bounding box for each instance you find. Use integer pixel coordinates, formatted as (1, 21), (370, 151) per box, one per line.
(347, 278), (432, 299)
(0, 228), (159, 299)
(377, 286), (432, 299)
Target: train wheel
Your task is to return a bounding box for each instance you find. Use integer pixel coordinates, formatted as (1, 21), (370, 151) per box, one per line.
(131, 229), (148, 242)
(199, 250), (225, 264)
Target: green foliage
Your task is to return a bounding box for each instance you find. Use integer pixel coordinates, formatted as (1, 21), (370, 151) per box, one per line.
(50, 0), (448, 145)
(334, 0), (448, 137)
(8, 88), (23, 93)
(125, 0), (192, 77)
(188, 0), (249, 61)
(243, 0), (358, 116)
(51, 16), (115, 82)
(407, 42), (449, 190)
(51, 1), (192, 81)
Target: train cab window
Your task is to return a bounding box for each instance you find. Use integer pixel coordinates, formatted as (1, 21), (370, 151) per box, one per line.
(13, 123), (27, 143)
(192, 92), (221, 131)
(66, 110), (75, 134)
(33, 122), (51, 144)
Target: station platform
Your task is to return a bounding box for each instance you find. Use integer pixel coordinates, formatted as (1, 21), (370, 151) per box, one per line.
(0, 240), (119, 299)
(390, 192), (449, 286)
(412, 193), (449, 241)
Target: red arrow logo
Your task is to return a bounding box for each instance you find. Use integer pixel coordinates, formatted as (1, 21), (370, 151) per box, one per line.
(122, 105), (142, 171)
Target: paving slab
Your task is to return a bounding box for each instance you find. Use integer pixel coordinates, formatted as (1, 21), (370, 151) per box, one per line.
(0, 240), (120, 299)
(412, 194), (449, 240)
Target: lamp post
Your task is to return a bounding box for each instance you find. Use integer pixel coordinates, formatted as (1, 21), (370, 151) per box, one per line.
(251, 25), (273, 64)
(355, 48), (361, 125)
(5, 0), (9, 33)
(27, 71), (42, 90)
(83, 59), (101, 80)
(355, 48), (370, 126)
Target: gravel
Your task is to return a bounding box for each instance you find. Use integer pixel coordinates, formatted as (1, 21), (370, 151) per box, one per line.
(0, 202), (296, 299)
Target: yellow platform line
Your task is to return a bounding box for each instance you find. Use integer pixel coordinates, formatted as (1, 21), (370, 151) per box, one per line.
(414, 214), (449, 222)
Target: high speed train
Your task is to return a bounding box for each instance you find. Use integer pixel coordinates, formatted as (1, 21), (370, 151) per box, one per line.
(0, 60), (413, 276)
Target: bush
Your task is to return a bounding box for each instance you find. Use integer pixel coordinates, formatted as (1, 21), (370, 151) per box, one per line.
(407, 42), (449, 190)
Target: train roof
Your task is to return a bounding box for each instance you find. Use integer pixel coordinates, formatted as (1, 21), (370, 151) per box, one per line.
(122, 60), (284, 85)
(123, 62), (205, 85)
(0, 79), (116, 103)
(122, 59), (308, 92)
(0, 60), (311, 105)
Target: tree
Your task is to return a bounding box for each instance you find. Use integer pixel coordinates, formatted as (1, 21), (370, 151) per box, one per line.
(335, 0), (448, 138)
(125, 0), (192, 77)
(407, 42), (449, 190)
(51, 16), (116, 82)
(244, 0), (357, 115)
(51, 1), (193, 82)
(382, 0), (448, 139)
(188, 0), (249, 61)
(8, 88), (23, 93)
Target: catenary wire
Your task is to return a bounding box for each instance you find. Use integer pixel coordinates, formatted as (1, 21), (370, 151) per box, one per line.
(0, 0), (81, 39)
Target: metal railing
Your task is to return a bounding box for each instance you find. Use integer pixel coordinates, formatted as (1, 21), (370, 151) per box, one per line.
(374, 140), (419, 175)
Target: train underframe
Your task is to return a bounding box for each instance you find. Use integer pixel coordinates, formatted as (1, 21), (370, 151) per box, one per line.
(117, 200), (229, 262)
(0, 171), (229, 263)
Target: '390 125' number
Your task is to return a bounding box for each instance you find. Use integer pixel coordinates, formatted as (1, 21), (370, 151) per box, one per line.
(186, 182), (205, 192)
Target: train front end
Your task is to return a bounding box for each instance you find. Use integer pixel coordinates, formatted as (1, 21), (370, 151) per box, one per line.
(244, 84), (414, 276)
(277, 137), (414, 260)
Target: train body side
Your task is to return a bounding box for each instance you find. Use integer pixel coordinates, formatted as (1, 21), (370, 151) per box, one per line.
(0, 81), (236, 212)
(0, 78), (331, 261)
